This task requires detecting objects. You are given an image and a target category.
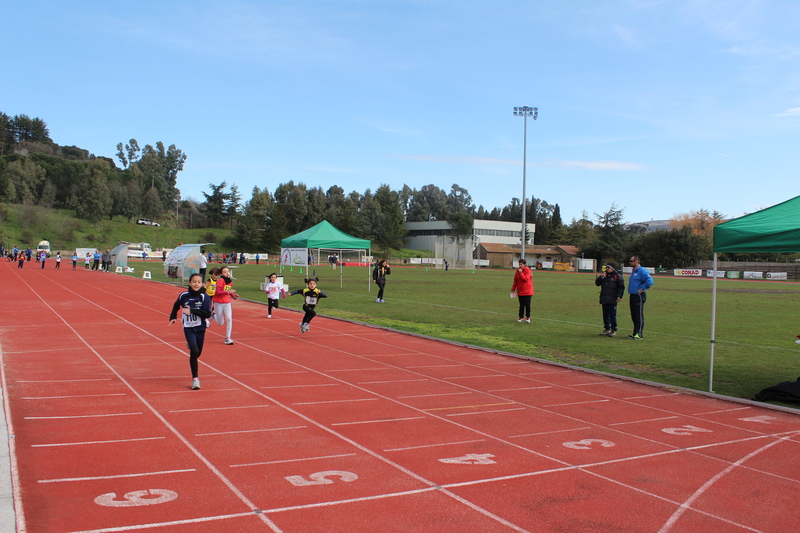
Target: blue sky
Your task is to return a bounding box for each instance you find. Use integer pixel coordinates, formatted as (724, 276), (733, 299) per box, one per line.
(3, 0), (798, 224)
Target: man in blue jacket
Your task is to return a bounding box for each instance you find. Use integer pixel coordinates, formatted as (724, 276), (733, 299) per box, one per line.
(627, 255), (653, 340)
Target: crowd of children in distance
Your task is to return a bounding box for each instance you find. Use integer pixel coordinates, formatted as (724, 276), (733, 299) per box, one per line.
(169, 268), (326, 390)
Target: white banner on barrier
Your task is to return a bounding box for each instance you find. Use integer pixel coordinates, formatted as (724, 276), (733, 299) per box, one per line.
(674, 269), (702, 277)
(743, 271), (763, 279)
(766, 272), (788, 280)
(281, 248), (308, 267)
(705, 270), (725, 278)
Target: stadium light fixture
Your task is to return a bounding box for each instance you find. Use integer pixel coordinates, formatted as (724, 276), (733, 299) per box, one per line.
(513, 106), (538, 260)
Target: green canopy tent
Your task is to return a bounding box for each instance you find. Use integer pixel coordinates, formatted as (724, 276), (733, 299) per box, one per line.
(709, 195), (800, 391)
(280, 221), (371, 286)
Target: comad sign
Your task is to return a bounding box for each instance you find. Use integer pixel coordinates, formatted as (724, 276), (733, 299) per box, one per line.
(674, 269), (701, 276)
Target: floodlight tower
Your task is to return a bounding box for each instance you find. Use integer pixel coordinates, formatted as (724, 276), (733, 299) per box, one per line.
(513, 106), (538, 260)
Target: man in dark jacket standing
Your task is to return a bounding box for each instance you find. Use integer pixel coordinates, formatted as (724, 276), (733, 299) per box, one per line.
(595, 262), (625, 337)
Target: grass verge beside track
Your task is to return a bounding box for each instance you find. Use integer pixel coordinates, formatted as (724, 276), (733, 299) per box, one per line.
(132, 261), (800, 401)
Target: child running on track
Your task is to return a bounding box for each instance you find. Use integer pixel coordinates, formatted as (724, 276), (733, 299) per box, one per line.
(212, 266), (237, 344)
(169, 273), (212, 390)
(289, 277), (327, 334)
(265, 272), (282, 318)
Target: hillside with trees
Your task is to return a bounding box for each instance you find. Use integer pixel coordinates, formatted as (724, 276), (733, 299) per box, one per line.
(4, 110), (780, 267)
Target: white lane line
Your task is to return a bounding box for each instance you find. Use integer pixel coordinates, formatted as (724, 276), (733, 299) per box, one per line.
(542, 400), (611, 408)
(330, 417), (427, 426)
(292, 398), (379, 406)
(691, 407), (751, 416)
(489, 386), (553, 392)
(441, 375), (504, 380)
(231, 453), (357, 468)
(622, 393), (680, 400)
(446, 408), (527, 417)
(39, 468), (196, 484)
(324, 368), (393, 373)
(32, 437), (165, 448)
(151, 389), (240, 394)
(509, 427), (592, 438)
(196, 426), (307, 437)
(16, 378), (113, 383)
(169, 405), (270, 414)
(384, 439), (486, 452)
(570, 381), (622, 386)
(404, 364), (464, 369)
(609, 416), (680, 426)
(65, 512), (256, 533)
(234, 371), (308, 375)
(358, 379), (429, 385)
(397, 392), (473, 399)
(25, 412), (142, 420)
(260, 383), (340, 389)
(22, 393), (126, 400)
(657, 432), (800, 533)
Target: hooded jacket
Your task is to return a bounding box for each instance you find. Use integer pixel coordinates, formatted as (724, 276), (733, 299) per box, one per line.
(595, 262), (625, 305)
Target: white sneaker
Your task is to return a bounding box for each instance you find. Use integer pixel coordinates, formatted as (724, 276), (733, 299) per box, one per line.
(224, 338), (234, 345)
(376, 298), (381, 303)
(267, 314), (272, 318)
(517, 318), (524, 323)
(303, 323), (310, 333)
(299, 323), (305, 333)
(191, 378), (201, 390)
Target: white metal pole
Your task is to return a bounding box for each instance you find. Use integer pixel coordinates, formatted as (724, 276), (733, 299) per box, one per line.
(709, 252), (718, 392)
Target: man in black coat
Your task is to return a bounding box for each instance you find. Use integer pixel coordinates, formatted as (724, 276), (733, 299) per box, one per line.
(595, 262), (625, 337)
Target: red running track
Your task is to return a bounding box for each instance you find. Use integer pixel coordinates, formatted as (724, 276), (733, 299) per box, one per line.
(2, 261), (800, 532)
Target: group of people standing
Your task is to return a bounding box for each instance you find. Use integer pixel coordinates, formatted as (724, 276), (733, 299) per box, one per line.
(512, 255), (654, 339)
(593, 255), (654, 339)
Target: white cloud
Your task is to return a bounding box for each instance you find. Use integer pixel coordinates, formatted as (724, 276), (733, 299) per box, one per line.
(772, 107), (800, 117)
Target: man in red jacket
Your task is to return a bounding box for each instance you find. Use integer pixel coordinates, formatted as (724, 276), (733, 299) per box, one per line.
(511, 258), (534, 323)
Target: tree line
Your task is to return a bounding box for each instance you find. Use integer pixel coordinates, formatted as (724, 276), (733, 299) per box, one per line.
(4, 110), (775, 267)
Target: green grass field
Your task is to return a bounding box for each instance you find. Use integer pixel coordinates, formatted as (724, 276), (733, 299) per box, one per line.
(145, 261), (800, 401)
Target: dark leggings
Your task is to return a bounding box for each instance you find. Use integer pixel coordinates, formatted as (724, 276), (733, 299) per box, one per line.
(629, 292), (647, 336)
(184, 328), (206, 378)
(268, 298), (279, 314)
(376, 281), (386, 300)
(302, 305), (317, 324)
(517, 295), (532, 318)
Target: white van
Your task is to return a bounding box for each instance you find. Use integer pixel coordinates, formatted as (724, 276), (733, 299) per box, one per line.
(37, 240), (51, 257)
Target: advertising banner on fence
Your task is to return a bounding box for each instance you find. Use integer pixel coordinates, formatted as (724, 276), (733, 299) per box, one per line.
(280, 248), (308, 267)
(743, 271), (763, 279)
(673, 269), (702, 276)
(705, 270), (725, 278)
(726, 271), (741, 279)
(766, 272), (788, 280)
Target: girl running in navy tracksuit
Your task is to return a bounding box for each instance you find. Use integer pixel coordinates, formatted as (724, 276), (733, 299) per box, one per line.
(169, 273), (212, 390)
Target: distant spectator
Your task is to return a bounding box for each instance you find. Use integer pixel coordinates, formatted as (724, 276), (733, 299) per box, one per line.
(510, 258), (534, 323)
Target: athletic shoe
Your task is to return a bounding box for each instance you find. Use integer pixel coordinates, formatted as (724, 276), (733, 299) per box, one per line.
(380, 299), (386, 303)
(191, 378), (201, 390)
(525, 318), (530, 323)
(599, 330), (610, 336)
(303, 323), (310, 333)
(517, 318), (524, 323)
(627, 334), (642, 340)
(608, 331), (617, 337)
(376, 298), (381, 303)
(267, 314), (272, 318)
(224, 338), (234, 345)
(299, 322), (305, 333)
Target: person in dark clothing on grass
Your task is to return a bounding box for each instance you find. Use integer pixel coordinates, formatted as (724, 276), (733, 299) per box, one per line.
(595, 262), (625, 337)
